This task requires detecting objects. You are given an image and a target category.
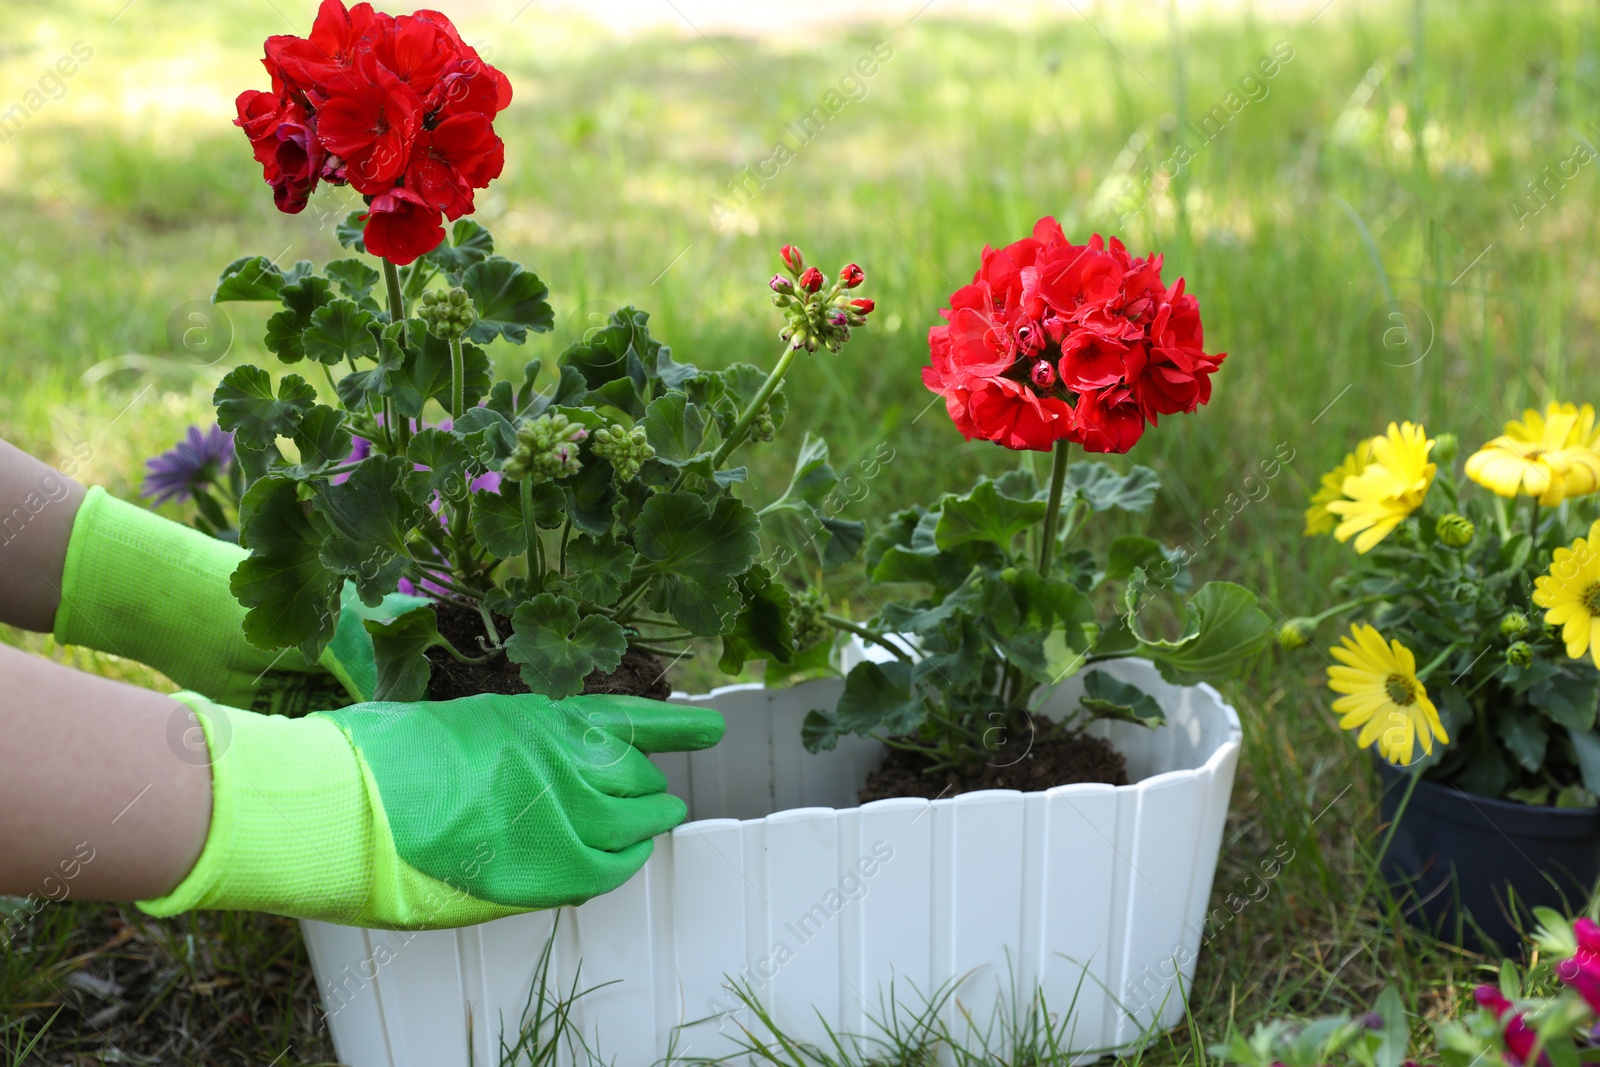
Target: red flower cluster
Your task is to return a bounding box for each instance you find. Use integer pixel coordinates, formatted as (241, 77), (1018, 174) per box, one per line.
(922, 217), (1226, 453)
(235, 0), (511, 264)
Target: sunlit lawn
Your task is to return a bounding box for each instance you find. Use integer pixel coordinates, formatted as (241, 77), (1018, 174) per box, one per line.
(0, 0), (1595, 1061)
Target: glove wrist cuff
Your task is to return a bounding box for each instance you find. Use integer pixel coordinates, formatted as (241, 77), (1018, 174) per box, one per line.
(137, 694), (378, 921)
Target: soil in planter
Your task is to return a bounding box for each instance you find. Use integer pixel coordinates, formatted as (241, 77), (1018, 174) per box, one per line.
(424, 599), (672, 702)
(858, 725), (1128, 803)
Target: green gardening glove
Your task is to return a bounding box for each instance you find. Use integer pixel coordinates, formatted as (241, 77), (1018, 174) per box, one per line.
(53, 486), (424, 712)
(138, 690), (724, 929)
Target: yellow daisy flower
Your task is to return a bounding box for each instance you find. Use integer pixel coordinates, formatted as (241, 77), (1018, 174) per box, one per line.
(1533, 518), (1600, 666)
(1327, 623), (1448, 765)
(1326, 422), (1436, 554)
(1464, 402), (1600, 506)
(1304, 438), (1374, 537)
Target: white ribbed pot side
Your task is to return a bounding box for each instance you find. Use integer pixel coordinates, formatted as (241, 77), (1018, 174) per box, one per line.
(302, 657), (1242, 1067)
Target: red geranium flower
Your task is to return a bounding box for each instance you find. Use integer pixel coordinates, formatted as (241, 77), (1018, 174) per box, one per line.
(234, 0), (511, 262)
(922, 217), (1226, 453)
(361, 187), (446, 265)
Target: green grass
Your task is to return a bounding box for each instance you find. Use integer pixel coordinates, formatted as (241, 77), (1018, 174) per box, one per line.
(0, 0), (1594, 1061)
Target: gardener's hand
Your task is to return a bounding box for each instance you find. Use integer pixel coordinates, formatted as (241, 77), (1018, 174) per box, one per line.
(52, 486), (423, 712)
(137, 690), (724, 929)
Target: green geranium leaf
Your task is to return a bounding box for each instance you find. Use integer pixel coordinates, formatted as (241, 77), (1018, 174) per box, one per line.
(311, 455), (419, 557)
(1531, 670), (1600, 731)
(404, 428), (473, 502)
(289, 404), (352, 474)
(505, 594), (627, 700)
(634, 492), (760, 583)
(767, 433), (837, 514)
(718, 566), (795, 673)
(1079, 672), (1166, 728)
(1065, 462), (1160, 512)
(1126, 580), (1273, 686)
(230, 475), (342, 661)
(214, 366), (317, 451)
(324, 259), (381, 305)
(363, 606), (447, 702)
(827, 660), (926, 746)
(565, 536), (636, 608)
(452, 407), (517, 467)
(336, 322), (406, 409)
(423, 219), (494, 278)
(263, 274), (335, 364)
(1104, 535), (1166, 582)
(389, 321), (492, 418)
(816, 516), (867, 570)
(560, 456), (617, 537)
(719, 363), (787, 434)
(641, 392), (709, 466)
(462, 257), (554, 345)
(801, 707), (847, 753)
(335, 211), (367, 251)
(303, 299), (378, 365)
(470, 483), (530, 558)
(650, 574), (743, 637)
(214, 255), (289, 302)
(934, 479), (1049, 550)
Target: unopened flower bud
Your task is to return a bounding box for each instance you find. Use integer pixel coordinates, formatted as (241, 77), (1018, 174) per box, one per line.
(790, 587), (829, 650)
(1030, 359), (1056, 389)
(769, 273), (794, 294)
(1432, 432), (1458, 466)
(1505, 641), (1534, 669)
(751, 404), (776, 442)
(799, 266), (824, 293)
(839, 263), (864, 288)
(780, 244), (804, 275)
(416, 285), (478, 341)
(1277, 617), (1316, 651)
(1436, 513), (1475, 548)
(591, 422), (655, 482)
(828, 308), (848, 328)
(1500, 612), (1528, 637)
(504, 412), (588, 484)
(849, 297), (874, 315)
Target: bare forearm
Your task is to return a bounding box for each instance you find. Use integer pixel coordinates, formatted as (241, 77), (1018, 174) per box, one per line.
(0, 437), (86, 633)
(0, 643), (211, 901)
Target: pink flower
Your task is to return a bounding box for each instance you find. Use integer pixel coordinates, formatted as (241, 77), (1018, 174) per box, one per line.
(1475, 985), (1551, 1067)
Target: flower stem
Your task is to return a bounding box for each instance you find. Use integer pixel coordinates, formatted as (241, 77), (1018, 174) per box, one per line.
(380, 258), (411, 453)
(676, 341), (801, 492)
(449, 335), (465, 421)
(520, 477), (541, 591)
(1528, 494), (1541, 546)
(382, 257), (406, 325)
(821, 613), (914, 664)
(1037, 438), (1072, 575)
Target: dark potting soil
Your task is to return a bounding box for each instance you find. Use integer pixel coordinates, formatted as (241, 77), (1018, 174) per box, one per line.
(424, 599), (672, 702)
(858, 726), (1128, 803)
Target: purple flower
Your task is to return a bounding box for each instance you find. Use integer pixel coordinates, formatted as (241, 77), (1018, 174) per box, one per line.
(331, 435), (372, 485)
(143, 425), (234, 505)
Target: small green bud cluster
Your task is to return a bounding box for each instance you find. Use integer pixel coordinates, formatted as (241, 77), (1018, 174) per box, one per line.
(1505, 641), (1534, 669)
(770, 244), (875, 354)
(591, 423), (655, 481)
(504, 412), (588, 484)
(416, 287), (478, 341)
(750, 404), (776, 443)
(1435, 513), (1475, 548)
(790, 587), (830, 651)
(1500, 612), (1528, 637)
(1431, 432), (1459, 466)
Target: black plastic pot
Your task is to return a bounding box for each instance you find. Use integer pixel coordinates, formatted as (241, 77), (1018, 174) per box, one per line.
(1375, 758), (1600, 954)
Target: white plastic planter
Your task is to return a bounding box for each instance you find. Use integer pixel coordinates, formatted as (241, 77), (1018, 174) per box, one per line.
(302, 657), (1241, 1066)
